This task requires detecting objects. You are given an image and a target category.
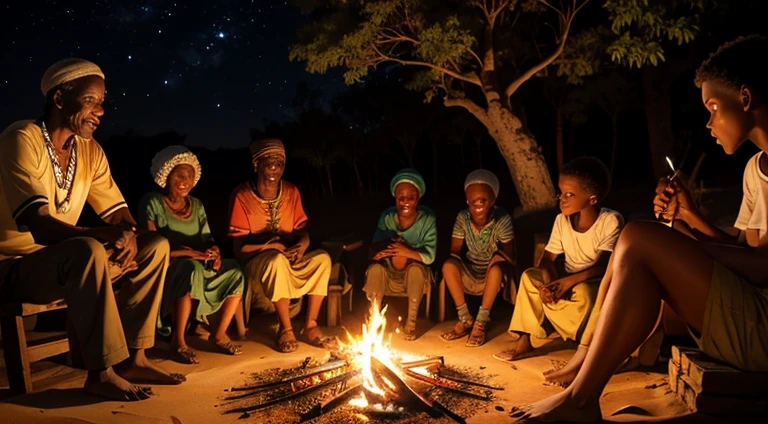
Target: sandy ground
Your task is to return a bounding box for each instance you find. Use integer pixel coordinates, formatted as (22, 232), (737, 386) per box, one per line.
(0, 300), (734, 424)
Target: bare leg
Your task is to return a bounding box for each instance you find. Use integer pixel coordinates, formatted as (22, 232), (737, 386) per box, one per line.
(302, 294), (327, 341)
(171, 293), (193, 350)
(213, 295), (242, 344)
(274, 298), (294, 334)
(443, 259), (467, 312)
(234, 299), (247, 340)
(481, 259), (505, 310)
(511, 222), (713, 422)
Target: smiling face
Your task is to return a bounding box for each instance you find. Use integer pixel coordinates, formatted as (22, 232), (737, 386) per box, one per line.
(166, 164), (196, 198)
(55, 75), (105, 140)
(255, 154), (286, 184)
(701, 81), (754, 155)
(557, 175), (596, 216)
(465, 183), (496, 223)
(394, 182), (419, 219)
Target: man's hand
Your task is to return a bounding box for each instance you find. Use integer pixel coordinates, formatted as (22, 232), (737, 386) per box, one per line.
(542, 279), (568, 303)
(113, 228), (138, 270)
(538, 283), (556, 304)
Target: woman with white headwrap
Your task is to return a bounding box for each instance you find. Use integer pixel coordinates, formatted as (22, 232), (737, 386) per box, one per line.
(139, 146), (246, 364)
(439, 169), (516, 347)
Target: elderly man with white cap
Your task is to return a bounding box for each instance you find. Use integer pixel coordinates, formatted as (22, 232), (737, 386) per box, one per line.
(0, 58), (184, 401)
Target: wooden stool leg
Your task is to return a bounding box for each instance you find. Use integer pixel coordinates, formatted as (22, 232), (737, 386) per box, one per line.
(424, 285), (431, 319)
(1, 315), (34, 395)
(438, 279), (446, 323)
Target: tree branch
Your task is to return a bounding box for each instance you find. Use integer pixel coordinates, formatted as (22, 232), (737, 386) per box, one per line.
(503, 1), (588, 100)
(369, 43), (482, 86)
(444, 97), (490, 127)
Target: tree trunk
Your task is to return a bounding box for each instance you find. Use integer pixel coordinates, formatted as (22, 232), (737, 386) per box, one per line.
(486, 104), (556, 211)
(556, 107), (564, 171)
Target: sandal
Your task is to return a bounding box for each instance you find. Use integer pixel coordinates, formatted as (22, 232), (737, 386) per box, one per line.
(301, 326), (332, 348)
(277, 328), (299, 353)
(212, 340), (242, 355)
(172, 346), (199, 364)
(465, 321), (488, 347)
(492, 349), (522, 363)
(440, 320), (473, 342)
(401, 321), (417, 341)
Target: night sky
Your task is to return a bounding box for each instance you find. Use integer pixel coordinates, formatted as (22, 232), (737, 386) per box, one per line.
(1, 0), (344, 149)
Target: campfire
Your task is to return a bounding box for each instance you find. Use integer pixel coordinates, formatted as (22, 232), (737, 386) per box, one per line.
(221, 298), (502, 422)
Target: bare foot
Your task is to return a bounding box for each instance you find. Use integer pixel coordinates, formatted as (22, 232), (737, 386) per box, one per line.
(116, 351), (186, 385)
(84, 368), (153, 401)
(543, 345), (587, 387)
(492, 334), (533, 363)
(509, 389), (601, 423)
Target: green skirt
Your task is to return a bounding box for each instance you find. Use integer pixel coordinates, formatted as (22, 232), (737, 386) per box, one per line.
(157, 257), (245, 335)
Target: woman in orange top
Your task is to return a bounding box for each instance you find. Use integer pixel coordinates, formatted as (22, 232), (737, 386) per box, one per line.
(228, 138), (331, 353)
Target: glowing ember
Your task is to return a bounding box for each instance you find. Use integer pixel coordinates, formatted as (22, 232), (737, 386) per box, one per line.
(337, 297), (404, 398)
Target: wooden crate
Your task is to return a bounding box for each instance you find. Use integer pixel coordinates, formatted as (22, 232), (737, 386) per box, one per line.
(668, 346), (768, 416)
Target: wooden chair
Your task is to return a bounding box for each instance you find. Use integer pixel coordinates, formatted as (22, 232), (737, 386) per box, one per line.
(321, 239), (364, 327)
(1, 298), (73, 395)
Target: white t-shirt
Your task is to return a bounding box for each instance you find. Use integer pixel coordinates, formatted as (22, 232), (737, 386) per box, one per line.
(734, 152), (768, 247)
(545, 208), (624, 274)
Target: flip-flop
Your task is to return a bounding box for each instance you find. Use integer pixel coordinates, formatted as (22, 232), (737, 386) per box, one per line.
(465, 321), (488, 347)
(401, 321), (417, 341)
(439, 320), (473, 342)
(212, 340), (243, 355)
(172, 346), (199, 364)
(277, 328), (299, 353)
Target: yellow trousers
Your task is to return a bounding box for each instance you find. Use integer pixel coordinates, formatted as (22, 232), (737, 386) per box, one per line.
(6, 234), (169, 369)
(508, 267), (599, 347)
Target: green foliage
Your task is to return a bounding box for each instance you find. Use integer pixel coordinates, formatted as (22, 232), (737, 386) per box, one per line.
(604, 0), (708, 68)
(289, 0), (477, 89)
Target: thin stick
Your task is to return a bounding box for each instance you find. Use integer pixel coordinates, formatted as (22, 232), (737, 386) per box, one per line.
(403, 369), (492, 401)
(223, 370), (359, 414)
(399, 356), (444, 369)
(436, 372), (504, 391)
(228, 360), (348, 392)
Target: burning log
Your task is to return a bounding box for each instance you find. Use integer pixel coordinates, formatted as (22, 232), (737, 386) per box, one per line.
(403, 369), (494, 401)
(223, 369), (360, 415)
(228, 359), (349, 394)
(370, 356), (440, 417)
(399, 356), (444, 369)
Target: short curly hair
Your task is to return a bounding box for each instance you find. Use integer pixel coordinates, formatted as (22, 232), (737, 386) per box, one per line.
(694, 35), (768, 97)
(561, 156), (611, 201)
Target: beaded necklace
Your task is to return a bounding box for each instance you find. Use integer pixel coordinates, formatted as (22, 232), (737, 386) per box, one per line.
(41, 122), (77, 214)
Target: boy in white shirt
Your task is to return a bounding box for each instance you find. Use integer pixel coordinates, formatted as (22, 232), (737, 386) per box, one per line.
(494, 156), (623, 362)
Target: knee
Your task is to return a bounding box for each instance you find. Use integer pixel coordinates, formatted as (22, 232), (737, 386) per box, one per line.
(140, 233), (170, 260)
(66, 237), (109, 270)
(614, 221), (653, 258)
(316, 250), (332, 268)
(442, 258), (460, 275)
(405, 263), (429, 282)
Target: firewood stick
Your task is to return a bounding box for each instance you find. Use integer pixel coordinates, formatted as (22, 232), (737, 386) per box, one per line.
(223, 370), (360, 414)
(399, 356), (444, 369)
(228, 360), (348, 393)
(435, 372), (504, 391)
(370, 356), (442, 418)
(403, 369), (492, 401)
